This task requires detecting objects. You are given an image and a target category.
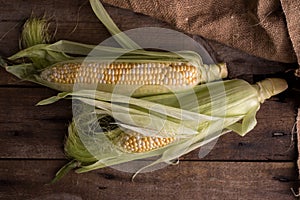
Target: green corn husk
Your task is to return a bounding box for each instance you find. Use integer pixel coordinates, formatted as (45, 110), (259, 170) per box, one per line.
(38, 78), (287, 182)
(1, 0), (228, 96)
(89, 0), (140, 49)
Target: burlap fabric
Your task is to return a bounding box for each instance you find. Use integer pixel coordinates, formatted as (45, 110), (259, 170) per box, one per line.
(103, 0), (300, 66)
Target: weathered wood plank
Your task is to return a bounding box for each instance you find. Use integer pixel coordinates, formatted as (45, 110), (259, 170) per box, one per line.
(0, 87), (295, 160)
(0, 87), (71, 159)
(0, 88), (71, 122)
(0, 160), (296, 200)
(0, 3), (171, 57)
(0, 0), (130, 23)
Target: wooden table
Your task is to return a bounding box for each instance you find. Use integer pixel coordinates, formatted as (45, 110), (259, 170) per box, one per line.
(0, 1), (298, 199)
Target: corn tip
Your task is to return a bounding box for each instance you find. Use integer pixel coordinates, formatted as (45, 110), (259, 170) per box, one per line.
(256, 78), (288, 102)
(219, 63), (228, 78)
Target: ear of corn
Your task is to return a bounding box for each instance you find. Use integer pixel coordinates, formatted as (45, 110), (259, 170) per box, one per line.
(4, 38), (227, 95)
(38, 58), (227, 96)
(4, 33), (228, 96)
(5, 27), (228, 96)
(39, 78), (287, 179)
(3, 0), (228, 96)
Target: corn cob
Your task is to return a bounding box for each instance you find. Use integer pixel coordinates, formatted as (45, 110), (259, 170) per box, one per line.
(41, 61), (201, 85)
(4, 8), (228, 95)
(116, 131), (175, 153)
(40, 60), (227, 95)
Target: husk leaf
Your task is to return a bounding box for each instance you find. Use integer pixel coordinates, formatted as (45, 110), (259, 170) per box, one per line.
(89, 0), (140, 49)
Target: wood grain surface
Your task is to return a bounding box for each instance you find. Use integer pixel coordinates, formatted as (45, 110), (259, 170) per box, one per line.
(0, 0), (298, 199)
(0, 160), (297, 200)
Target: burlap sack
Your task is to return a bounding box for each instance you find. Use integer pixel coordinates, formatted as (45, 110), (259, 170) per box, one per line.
(281, 1), (300, 65)
(102, 0), (299, 66)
